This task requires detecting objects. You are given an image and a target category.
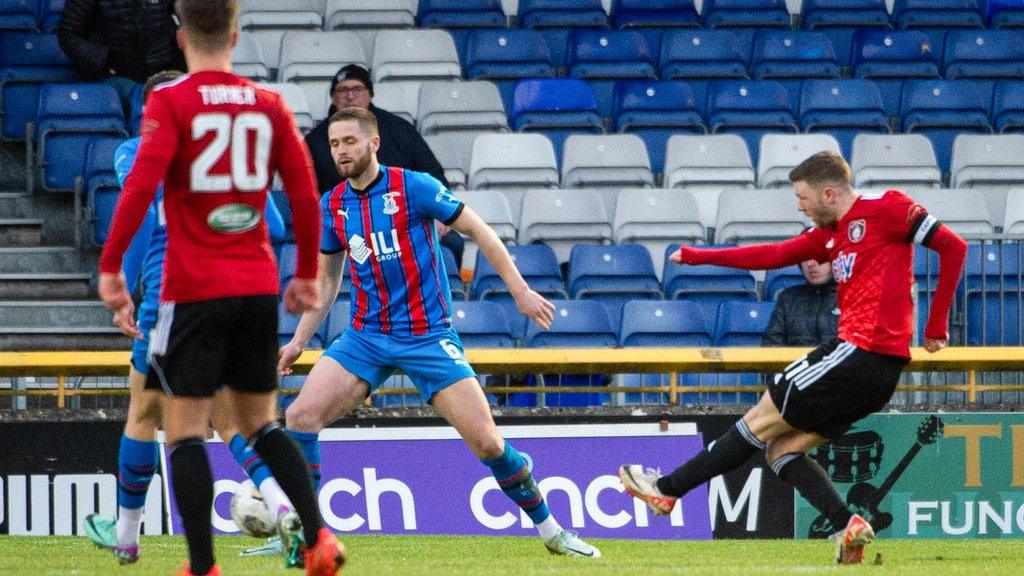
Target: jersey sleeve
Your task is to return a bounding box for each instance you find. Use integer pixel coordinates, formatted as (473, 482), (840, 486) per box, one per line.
(113, 139), (138, 188)
(884, 190), (942, 247)
(320, 194), (345, 254)
(406, 171), (464, 224)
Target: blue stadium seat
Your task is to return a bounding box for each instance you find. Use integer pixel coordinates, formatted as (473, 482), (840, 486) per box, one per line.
(799, 79), (890, 158)
(706, 79), (798, 165)
(663, 244), (758, 307)
(566, 29), (657, 118)
(279, 302), (323, 348)
(943, 30), (1024, 80)
(322, 299), (350, 346)
(127, 82), (144, 136)
(278, 242), (297, 285)
(0, 0), (38, 32)
(417, 0), (506, 63)
(568, 244), (661, 332)
(986, 0), (1024, 28)
(441, 245), (466, 300)
(800, 0), (891, 68)
(613, 80), (705, 174)
(658, 29), (749, 114)
(84, 136), (126, 245)
(472, 243), (567, 300)
(715, 300), (774, 346)
(852, 30), (942, 119)
(751, 30), (840, 109)
(35, 83), (128, 192)
(464, 29), (556, 113)
(525, 300), (617, 347)
(993, 80), (1024, 133)
(763, 265), (805, 301)
(619, 299), (713, 347)
(0, 33), (75, 140)
(701, 0), (791, 51)
(517, 0), (608, 69)
(964, 243), (1022, 345)
(900, 79), (993, 174)
(610, 0), (699, 31)
(450, 300), (515, 348)
(893, 0), (984, 40)
(509, 78), (604, 161)
(39, 0), (62, 33)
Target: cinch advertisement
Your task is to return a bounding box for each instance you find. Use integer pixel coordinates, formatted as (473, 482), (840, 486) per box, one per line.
(795, 413), (1024, 539)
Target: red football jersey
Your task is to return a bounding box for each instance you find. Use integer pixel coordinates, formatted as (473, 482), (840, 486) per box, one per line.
(99, 71), (320, 303)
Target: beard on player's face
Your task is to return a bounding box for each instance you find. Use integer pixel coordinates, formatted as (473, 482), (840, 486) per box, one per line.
(335, 142), (373, 179)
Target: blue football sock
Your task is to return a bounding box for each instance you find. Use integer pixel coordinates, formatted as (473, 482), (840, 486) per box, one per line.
(285, 428), (321, 492)
(228, 434), (272, 486)
(482, 440), (551, 525)
(118, 435), (159, 510)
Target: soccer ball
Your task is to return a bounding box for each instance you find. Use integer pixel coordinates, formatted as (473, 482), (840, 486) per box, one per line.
(230, 479), (277, 538)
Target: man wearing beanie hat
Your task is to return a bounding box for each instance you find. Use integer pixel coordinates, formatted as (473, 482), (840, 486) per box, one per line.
(305, 64), (462, 265)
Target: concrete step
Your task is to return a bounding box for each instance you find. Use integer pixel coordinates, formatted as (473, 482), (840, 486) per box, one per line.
(0, 218), (44, 247)
(0, 273), (92, 300)
(0, 246), (84, 273)
(0, 327), (129, 351)
(0, 300), (112, 328)
(0, 192), (32, 219)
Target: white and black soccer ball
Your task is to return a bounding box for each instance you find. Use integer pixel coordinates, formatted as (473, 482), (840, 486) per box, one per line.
(230, 479), (277, 538)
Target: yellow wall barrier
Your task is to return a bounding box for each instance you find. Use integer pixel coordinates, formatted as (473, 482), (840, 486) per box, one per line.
(2, 347), (1023, 408)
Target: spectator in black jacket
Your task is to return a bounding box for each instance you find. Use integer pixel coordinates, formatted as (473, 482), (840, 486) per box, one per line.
(306, 64), (464, 267)
(57, 0), (185, 103)
(762, 259), (839, 346)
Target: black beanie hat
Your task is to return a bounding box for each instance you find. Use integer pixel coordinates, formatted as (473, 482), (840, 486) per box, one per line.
(330, 64), (373, 97)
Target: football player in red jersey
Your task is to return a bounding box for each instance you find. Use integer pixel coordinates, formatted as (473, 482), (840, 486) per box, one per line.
(620, 151), (967, 565)
(97, 1), (343, 575)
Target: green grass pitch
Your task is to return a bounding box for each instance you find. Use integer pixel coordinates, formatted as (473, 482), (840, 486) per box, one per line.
(2, 535), (1022, 575)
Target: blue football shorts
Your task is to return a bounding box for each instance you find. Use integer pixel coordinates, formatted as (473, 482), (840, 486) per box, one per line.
(130, 297), (160, 374)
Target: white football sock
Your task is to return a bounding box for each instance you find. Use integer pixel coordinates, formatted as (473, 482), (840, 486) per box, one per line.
(259, 477), (293, 518)
(536, 515), (562, 541)
(116, 506), (143, 547)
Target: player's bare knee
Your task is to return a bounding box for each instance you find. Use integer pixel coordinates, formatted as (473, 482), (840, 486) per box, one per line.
(285, 402), (321, 433)
(472, 434), (505, 460)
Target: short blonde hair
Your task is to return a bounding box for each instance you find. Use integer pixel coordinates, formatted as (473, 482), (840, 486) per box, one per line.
(788, 151), (852, 189)
(328, 107), (379, 137)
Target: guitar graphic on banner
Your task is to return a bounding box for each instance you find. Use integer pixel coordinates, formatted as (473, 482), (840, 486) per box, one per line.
(808, 415), (944, 538)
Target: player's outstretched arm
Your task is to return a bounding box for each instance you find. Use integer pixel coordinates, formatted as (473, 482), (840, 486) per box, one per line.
(922, 225), (968, 353)
(279, 252), (345, 375)
(670, 234), (824, 270)
(449, 207), (555, 330)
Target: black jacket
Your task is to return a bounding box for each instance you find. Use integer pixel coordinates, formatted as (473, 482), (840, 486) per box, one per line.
(57, 0), (185, 83)
(305, 104), (448, 194)
(762, 281), (839, 347)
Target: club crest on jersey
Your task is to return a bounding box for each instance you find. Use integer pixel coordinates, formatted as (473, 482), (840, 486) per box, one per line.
(833, 251), (857, 283)
(848, 219), (866, 243)
(382, 192), (401, 215)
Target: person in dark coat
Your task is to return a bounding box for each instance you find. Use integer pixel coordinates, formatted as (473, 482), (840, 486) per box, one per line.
(762, 258), (839, 346)
(305, 64), (463, 268)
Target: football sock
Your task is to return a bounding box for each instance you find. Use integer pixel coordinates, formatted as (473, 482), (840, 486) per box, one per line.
(535, 515), (563, 541)
(252, 422), (323, 546)
(482, 441), (552, 527)
(657, 419), (763, 498)
(285, 428), (322, 492)
(169, 437), (215, 576)
(228, 434), (292, 516)
(773, 452), (852, 532)
(116, 435), (158, 546)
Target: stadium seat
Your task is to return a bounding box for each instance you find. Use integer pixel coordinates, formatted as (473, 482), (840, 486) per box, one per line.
(325, 0), (416, 30)
(663, 134), (756, 190)
(322, 300), (351, 345)
(799, 79), (890, 158)
(525, 300), (617, 347)
(618, 300), (714, 347)
(1005, 189), (1024, 234)
(614, 188), (706, 279)
(372, 30), (462, 83)
(706, 80), (798, 165)
(278, 242), (297, 285)
(892, 0), (984, 50)
(963, 242), (1022, 345)
(701, 0), (792, 50)
(279, 301), (323, 349)
(715, 188), (810, 244)
(986, 0), (1024, 28)
(750, 30), (841, 107)
(452, 189), (515, 270)
(473, 243), (567, 300)
(800, 0), (892, 69)
(561, 134), (654, 189)
(764, 265), (806, 300)
(258, 83), (313, 133)
(449, 301), (516, 348)
(417, 81), (508, 136)
(38, 0), (62, 33)
(85, 136), (127, 246)
(425, 133), (474, 188)
(35, 83), (128, 192)
(372, 81), (421, 125)
(663, 244), (758, 306)
(568, 244), (661, 331)
(715, 300), (775, 346)
(850, 134), (942, 188)
(238, 0), (322, 30)
(0, 33), (75, 140)
(907, 189), (994, 237)
(950, 134), (1024, 189)
(900, 79), (994, 174)
(417, 0), (506, 29)
(279, 31), (366, 83)
(609, 0), (700, 31)
(851, 30), (941, 119)
(463, 29), (556, 112)
(993, 80), (1024, 133)
(232, 32), (270, 82)
(517, 0), (608, 69)
(518, 189), (613, 263)
(944, 30), (1024, 80)
(658, 29), (749, 111)
(757, 134), (842, 188)
(612, 80), (705, 174)
(0, 0), (39, 32)
(468, 133), (559, 189)
(509, 78), (604, 161)
(565, 29), (657, 117)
